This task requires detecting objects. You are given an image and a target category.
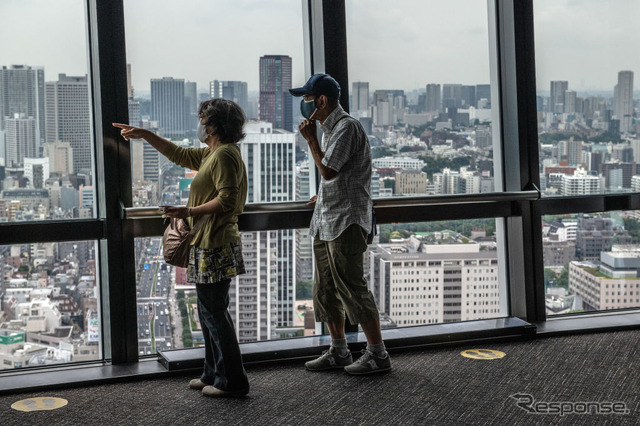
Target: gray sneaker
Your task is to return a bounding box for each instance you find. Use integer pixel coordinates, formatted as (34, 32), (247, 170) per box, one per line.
(344, 350), (391, 375)
(305, 347), (353, 371)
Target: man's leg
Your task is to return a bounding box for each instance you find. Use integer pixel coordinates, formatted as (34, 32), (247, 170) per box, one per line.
(305, 238), (353, 371)
(360, 316), (382, 345)
(325, 225), (391, 374)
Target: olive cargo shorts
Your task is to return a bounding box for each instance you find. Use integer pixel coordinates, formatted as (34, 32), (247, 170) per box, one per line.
(312, 224), (379, 324)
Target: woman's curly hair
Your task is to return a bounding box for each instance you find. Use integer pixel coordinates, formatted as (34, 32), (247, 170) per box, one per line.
(198, 98), (246, 144)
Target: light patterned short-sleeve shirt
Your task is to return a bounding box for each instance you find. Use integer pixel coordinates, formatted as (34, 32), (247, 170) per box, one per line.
(310, 104), (372, 241)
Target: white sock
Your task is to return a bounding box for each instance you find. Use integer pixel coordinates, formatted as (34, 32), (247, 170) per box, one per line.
(367, 342), (387, 357)
(331, 338), (349, 356)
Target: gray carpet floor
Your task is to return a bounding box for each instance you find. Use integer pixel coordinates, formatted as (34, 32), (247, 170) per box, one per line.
(0, 330), (639, 425)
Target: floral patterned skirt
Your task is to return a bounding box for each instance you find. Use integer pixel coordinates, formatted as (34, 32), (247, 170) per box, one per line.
(187, 241), (245, 284)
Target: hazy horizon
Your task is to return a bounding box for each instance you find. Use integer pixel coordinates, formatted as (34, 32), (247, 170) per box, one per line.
(2, 0), (640, 95)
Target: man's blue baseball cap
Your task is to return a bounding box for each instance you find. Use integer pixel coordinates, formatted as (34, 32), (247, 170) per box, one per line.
(289, 73), (341, 99)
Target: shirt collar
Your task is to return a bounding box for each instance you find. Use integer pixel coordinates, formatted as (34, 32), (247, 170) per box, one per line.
(320, 104), (347, 134)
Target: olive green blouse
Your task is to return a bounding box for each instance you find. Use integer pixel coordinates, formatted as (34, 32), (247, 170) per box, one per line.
(163, 142), (247, 250)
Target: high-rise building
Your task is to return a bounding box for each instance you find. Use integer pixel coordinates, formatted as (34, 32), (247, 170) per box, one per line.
(442, 84), (462, 108)
(614, 71), (633, 133)
(475, 84), (491, 108)
(575, 215), (632, 261)
(295, 160), (313, 285)
(549, 81), (568, 114)
(395, 169), (427, 195)
(43, 141), (73, 175)
(566, 139), (583, 165)
(210, 80), (249, 114)
(259, 55), (293, 131)
(5, 114), (37, 168)
(23, 157), (49, 189)
(240, 121), (297, 328)
(352, 81), (369, 113)
(231, 231), (279, 343)
(560, 168), (601, 196)
(372, 90), (405, 126)
(0, 65), (45, 145)
(432, 168), (461, 194)
(461, 85), (476, 108)
(150, 77), (185, 138)
(425, 84), (441, 113)
(184, 81), (198, 131)
(128, 99), (140, 127)
(126, 63), (133, 99)
(45, 74), (91, 173)
(564, 90), (577, 114)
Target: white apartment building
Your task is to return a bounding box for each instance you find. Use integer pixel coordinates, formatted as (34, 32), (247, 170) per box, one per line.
(561, 168), (602, 196)
(372, 156), (425, 170)
(230, 231), (279, 343)
(568, 249), (640, 311)
(241, 121), (297, 328)
(370, 233), (500, 327)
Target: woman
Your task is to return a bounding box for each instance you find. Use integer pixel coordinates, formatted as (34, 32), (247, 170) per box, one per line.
(113, 98), (249, 398)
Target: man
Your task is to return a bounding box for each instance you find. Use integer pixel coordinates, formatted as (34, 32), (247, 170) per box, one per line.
(290, 73), (391, 375)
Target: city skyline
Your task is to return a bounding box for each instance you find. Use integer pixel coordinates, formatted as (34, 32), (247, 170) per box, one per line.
(3, 1), (640, 94)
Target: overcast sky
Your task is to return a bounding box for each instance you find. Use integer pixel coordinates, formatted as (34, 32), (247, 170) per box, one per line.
(2, 0), (640, 96)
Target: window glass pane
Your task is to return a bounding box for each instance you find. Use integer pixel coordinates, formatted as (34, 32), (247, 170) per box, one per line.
(346, 1), (497, 198)
(0, 0), (96, 221)
(136, 229), (308, 351)
(123, 1), (307, 207)
(0, 240), (101, 370)
(535, 1), (640, 196)
(543, 211), (640, 316)
(137, 217), (507, 353)
(373, 219), (506, 326)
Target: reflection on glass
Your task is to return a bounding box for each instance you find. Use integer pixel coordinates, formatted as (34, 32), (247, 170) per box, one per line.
(535, 1), (640, 197)
(0, 241), (100, 370)
(543, 211), (640, 316)
(346, 0), (495, 198)
(0, 1), (96, 221)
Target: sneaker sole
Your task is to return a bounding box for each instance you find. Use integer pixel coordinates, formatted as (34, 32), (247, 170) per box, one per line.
(344, 365), (392, 375)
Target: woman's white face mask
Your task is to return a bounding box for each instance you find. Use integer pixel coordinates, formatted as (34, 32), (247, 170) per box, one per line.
(197, 122), (210, 142)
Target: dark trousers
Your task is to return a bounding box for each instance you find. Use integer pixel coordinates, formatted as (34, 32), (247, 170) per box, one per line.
(196, 280), (249, 393)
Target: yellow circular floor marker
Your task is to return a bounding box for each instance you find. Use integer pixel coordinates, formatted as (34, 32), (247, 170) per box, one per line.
(460, 349), (506, 360)
(11, 397), (68, 412)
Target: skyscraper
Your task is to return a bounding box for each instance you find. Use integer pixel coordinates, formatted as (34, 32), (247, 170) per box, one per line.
(184, 81), (198, 131)
(259, 55), (293, 131)
(550, 81), (568, 114)
(461, 85), (476, 108)
(5, 114), (37, 168)
(475, 84), (491, 108)
(0, 65), (45, 144)
(564, 90), (577, 114)
(614, 70), (633, 133)
(45, 74), (91, 173)
(210, 80), (249, 114)
(240, 121), (297, 328)
(426, 84), (441, 113)
(295, 160), (313, 284)
(442, 84), (462, 108)
(352, 81), (369, 113)
(43, 141), (73, 176)
(150, 77), (185, 138)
